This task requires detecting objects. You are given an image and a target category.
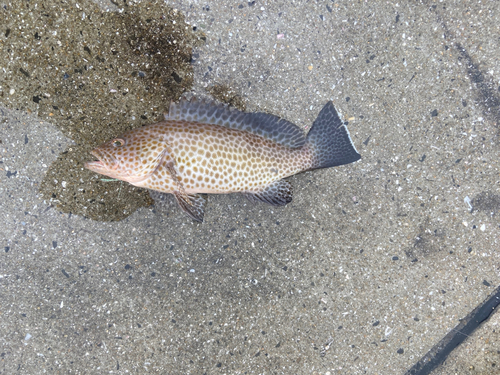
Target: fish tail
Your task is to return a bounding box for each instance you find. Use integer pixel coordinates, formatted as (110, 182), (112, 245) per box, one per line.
(305, 101), (361, 170)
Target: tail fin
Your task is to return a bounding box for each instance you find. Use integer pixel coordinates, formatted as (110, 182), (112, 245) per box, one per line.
(305, 101), (361, 170)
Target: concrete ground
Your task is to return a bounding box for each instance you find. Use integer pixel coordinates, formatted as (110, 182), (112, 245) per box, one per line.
(1, 0), (499, 374)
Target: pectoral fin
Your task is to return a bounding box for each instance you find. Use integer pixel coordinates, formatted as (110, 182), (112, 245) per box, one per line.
(148, 157), (206, 222)
(173, 191), (207, 222)
(244, 180), (293, 206)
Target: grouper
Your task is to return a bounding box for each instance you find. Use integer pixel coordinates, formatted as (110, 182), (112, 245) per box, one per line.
(85, 98), (361, 222)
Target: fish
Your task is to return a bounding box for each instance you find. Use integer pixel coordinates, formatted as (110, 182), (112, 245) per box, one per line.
(85, 98), (361, 222)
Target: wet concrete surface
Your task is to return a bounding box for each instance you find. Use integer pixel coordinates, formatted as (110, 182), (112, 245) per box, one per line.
(1, 0), (201, 221)
(1, 0), (499, 374)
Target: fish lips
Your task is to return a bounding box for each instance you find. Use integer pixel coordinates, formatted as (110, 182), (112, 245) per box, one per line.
(84, 149), (118, 176)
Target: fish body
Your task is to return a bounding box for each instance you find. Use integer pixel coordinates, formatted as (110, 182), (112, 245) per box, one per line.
(85, 99), (361, 222)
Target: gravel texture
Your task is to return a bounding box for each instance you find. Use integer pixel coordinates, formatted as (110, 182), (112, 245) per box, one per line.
(1, 0), (499, 374)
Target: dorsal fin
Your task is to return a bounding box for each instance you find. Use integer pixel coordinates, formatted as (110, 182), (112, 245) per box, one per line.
(166, 98), (306, 148)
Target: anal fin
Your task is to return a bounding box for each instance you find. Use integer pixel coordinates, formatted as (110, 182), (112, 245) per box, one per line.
(173, 192), (207, 222)
(244, 180), (293, 206)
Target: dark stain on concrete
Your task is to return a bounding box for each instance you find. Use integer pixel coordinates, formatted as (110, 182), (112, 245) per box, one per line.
(405, 220), (446, 260)
(207, 84), (247, 112)
(454, 43), (500, 128)
(472, 191), (500, 216)
(1, 0), (204, 221)
(430, 7), (500, 130)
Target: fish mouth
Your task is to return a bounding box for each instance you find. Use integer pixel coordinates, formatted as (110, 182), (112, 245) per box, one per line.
(84, 159), (105, 170)
(84, 150), (116, 174)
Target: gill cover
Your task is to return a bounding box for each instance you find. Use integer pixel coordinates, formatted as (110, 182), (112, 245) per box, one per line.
(85, 127), (169, 183)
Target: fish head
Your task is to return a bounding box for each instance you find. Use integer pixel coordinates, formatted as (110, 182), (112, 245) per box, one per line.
(85, 127), (169, 184)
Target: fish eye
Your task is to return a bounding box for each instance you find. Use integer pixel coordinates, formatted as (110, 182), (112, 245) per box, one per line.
(112, 138), (125, 147)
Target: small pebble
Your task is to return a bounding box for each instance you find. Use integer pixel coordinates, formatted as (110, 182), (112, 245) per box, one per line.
(464, 196), (472, 210)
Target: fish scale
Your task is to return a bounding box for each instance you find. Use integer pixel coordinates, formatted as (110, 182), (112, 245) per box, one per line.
(143, 120), (311, 195)
(85, 99), (361, 222)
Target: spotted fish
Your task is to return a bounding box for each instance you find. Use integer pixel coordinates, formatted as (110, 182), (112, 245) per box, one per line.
(85, 99), (361, 222)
